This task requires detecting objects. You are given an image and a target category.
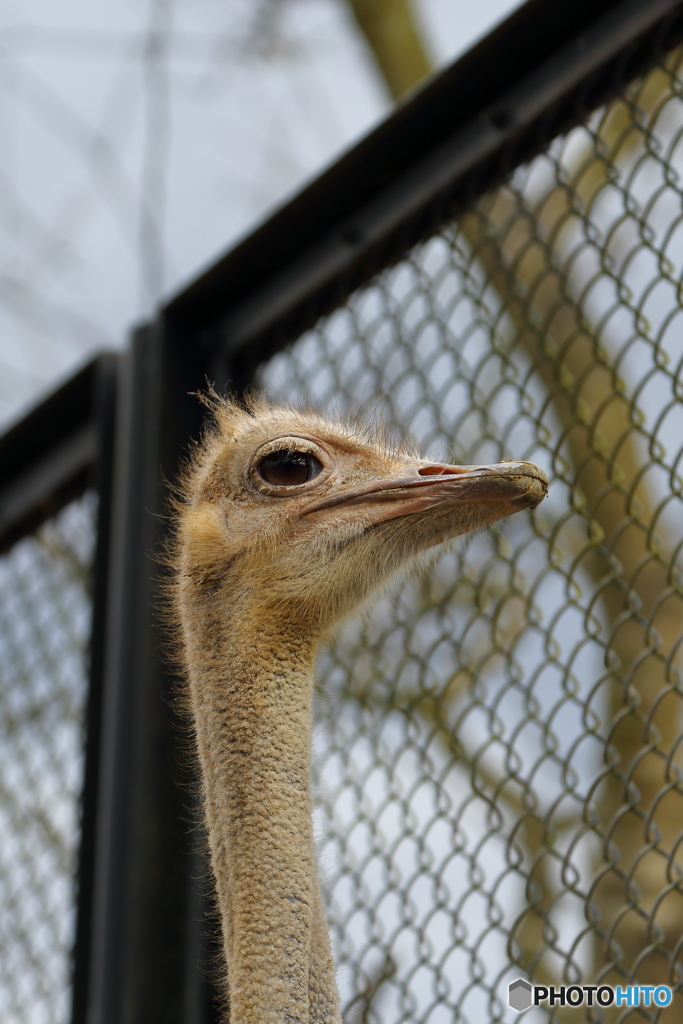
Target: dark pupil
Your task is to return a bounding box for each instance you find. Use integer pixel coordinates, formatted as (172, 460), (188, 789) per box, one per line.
(258, 449), (322, 487)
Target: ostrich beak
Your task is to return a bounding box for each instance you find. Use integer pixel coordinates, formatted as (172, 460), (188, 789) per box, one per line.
(302, 460), (548, 522)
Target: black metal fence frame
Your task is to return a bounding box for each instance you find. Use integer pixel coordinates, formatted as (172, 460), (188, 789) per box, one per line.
(1, 0), (683, 1021)
(0, 355), (118, 1023)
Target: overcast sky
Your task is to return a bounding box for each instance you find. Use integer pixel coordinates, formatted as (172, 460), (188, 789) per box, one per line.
(0, 0), (521, 427)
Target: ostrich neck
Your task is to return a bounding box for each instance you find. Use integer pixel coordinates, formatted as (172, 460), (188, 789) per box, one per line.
(183, 597), (341, 1024)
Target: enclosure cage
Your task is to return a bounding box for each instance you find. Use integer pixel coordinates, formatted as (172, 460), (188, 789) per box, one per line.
(1, 0), (683, 1022)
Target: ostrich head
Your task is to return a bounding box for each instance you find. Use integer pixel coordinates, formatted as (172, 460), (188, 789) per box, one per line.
(177, 395), (548, 631)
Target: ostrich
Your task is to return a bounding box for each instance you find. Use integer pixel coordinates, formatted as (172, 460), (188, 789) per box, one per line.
(172, 395), (548, 1024)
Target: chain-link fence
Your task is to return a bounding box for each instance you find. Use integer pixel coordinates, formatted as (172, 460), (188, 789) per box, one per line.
(256, 42), (683, 1024)
(0, 495), (96, 1024)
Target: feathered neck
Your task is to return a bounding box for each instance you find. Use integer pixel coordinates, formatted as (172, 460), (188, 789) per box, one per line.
(178, 587), (341, 1024)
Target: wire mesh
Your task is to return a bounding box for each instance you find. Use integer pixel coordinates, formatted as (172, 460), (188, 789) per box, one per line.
(0, 495), (96, 1024)
(257, 43), (683, 1024)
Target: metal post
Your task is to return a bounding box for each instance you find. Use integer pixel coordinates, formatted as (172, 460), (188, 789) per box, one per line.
(84, 320), (216, 1024)
(71, 353), (119, 1024)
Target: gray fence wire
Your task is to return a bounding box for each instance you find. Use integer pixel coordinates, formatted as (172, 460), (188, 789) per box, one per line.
(257, 44), (683, 1024)
(0, 495), (95, 1024)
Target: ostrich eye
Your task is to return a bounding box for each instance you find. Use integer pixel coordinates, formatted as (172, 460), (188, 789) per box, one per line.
(257, 449), (323, 487)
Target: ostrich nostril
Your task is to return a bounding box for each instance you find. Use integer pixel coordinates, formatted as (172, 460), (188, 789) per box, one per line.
(417, 465), (467, 477)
